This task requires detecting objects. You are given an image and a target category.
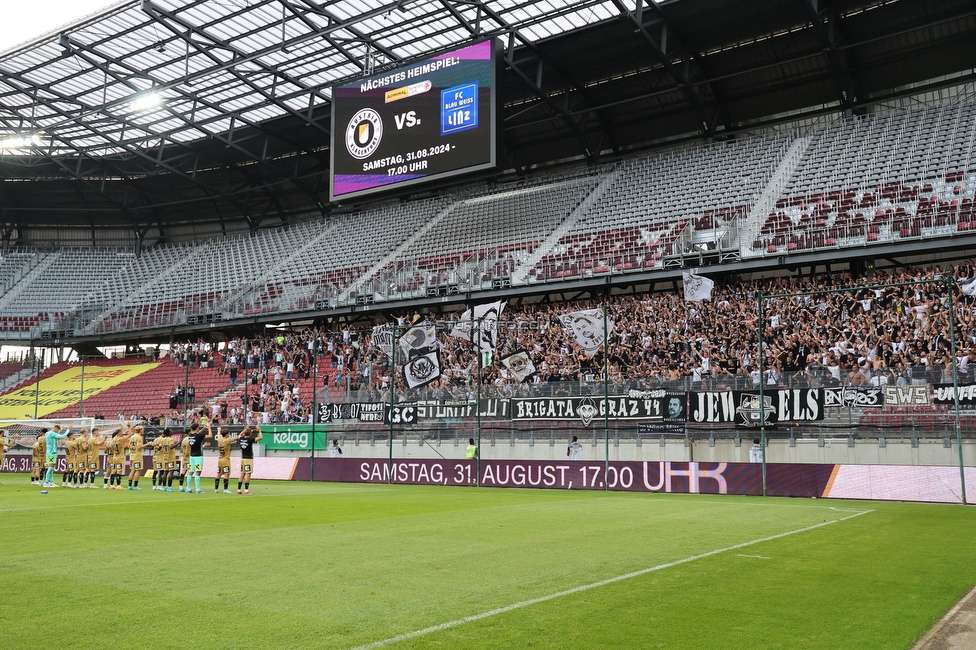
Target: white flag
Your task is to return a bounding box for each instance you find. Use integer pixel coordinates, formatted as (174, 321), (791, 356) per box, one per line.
(371, 323), (394, 357)
(403, 350), (441, 389)
(500, 350), (536, 382)
(559, 309), (613, 358)
(682, 271), (714, 302)
(399, 324), (438, 356)
(450, 300), (506, 358)
(961, 277), (976, 297)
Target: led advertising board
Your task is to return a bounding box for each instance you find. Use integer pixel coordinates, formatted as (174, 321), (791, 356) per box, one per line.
(330, 40), (499, 202)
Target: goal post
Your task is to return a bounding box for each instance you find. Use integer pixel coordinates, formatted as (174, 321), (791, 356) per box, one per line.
(0, 417), (108, 448)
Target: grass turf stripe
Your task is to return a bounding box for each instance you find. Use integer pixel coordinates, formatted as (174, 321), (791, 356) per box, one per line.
(349, 508), (873, 650)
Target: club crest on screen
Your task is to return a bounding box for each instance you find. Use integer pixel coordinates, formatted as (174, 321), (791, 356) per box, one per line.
(345, 108), (383, 159)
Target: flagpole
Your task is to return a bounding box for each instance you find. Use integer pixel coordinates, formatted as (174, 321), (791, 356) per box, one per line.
(947, 275), (968, 505)
(473, 307), (481, 488)
(602, 298), (610, 492)
(757, 290), (767, 497)
(388, 322), (397, 485)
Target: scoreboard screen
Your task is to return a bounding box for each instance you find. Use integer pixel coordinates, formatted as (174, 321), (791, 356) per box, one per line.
(330, 40), (499, 202)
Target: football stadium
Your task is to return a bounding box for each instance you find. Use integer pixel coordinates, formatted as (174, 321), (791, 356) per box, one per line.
(1, 0), (975, 648)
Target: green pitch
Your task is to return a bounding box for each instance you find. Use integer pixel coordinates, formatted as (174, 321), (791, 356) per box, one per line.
(1, 476), (974, 649)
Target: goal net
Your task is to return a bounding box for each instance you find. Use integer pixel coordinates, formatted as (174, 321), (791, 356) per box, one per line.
(0, 418), (116, 448)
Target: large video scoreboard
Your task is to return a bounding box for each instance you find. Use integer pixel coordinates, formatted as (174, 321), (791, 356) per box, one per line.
(330, 40), (499, 202)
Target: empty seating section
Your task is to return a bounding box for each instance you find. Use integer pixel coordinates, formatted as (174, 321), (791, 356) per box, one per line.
(1, 98), (976, 337)
(366, 177), (598, 296)
(756, 102), (976, 253)
(0, 250), (39, 295)
(93, 223), (319, 332)
(532, 136), (789, 279)
(0, 249), (131, 333)
(241, 200), (446, 313)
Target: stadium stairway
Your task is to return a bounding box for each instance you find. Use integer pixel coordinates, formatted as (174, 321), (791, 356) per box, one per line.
(510, 168), (621, 285)
(348, 202), (458, 300)
(740, 135), (812, 258)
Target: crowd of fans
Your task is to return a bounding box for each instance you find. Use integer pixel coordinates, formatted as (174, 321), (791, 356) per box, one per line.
(159, 261), (976, 414)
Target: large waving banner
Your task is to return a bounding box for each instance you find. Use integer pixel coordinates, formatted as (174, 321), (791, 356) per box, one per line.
(0, 363), (161, 419)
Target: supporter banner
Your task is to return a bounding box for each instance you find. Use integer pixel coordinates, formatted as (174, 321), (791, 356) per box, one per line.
(511, 395), (666, 424)
(318, 402), (386, 423)
(637, 421), (685, 437)
(883, 384), (931, 406)
(500, 350), (535, 383)
(261, 425), (328, 451)
(931, 384), (976, 405)
(0, 363), (161, 420)
(403, 350), (441, 389)
(824, 385), (931, 408)
(399, 323), (437, 356)
(687, 389), (824, 426)
(371, 323), (394, 357)
(824, 387), (883, 408)
(559, 309), (613, 358)
(682, 271), (714, 302)
(450, 300), (505, 362)
(386, 399), (509, 424)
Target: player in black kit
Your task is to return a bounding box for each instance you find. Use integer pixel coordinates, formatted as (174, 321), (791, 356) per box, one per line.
(236, 425), (262, 495)
(184, 421), (212, 494)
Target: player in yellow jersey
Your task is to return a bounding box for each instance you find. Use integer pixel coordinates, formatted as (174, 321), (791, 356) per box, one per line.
(31, 435), (45, 485)
(0, 429), (19, 486)
(62, 431), (81, 488)
(178, 428), (192, 492)
(161, 429), (178, 492)
(126, 425), (146, 490)
(214, 427), (239, 493)
(151, 430), (166, 491)
(82, 428), (103, 488)
(105, 428), (130, 490)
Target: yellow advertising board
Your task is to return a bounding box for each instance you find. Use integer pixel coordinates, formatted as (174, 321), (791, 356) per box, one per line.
(0, 363), (161, 419)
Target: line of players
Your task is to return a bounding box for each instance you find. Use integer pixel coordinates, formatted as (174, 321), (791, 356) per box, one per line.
(23, 421), (263, 495)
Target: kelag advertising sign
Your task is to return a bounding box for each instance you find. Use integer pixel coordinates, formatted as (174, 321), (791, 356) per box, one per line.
(261, 425), (328, 451)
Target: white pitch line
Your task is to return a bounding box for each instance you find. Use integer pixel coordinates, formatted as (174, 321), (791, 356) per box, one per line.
(349, 508), (873, 650)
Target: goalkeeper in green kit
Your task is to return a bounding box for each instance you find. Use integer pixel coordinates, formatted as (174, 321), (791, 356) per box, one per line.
(43, 426), (69, 488)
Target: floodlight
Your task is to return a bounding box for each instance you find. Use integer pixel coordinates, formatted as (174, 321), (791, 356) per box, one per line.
(0, 134), (41, 150)
(129, 92), (163, 112)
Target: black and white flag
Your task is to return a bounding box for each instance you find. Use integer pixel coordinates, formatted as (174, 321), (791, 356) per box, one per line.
(450, 300), (505, 364)
(399, 323), (438, 356)
(960, 277), (976, 298)
(500, 350), (536, 383)
(403, 350), (442, 389)
(559, 309), (613, 358)
(371, 323), (394, 357)
(682, 271), (714, 302)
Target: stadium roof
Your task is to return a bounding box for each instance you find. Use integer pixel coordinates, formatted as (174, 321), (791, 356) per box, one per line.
(1, 0), (975, 235)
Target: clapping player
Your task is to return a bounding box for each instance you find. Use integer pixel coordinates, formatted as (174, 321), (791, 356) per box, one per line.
(236, 425), (262, 495)
(214, 427), (239, 493)
(183, 420), (212, 494)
